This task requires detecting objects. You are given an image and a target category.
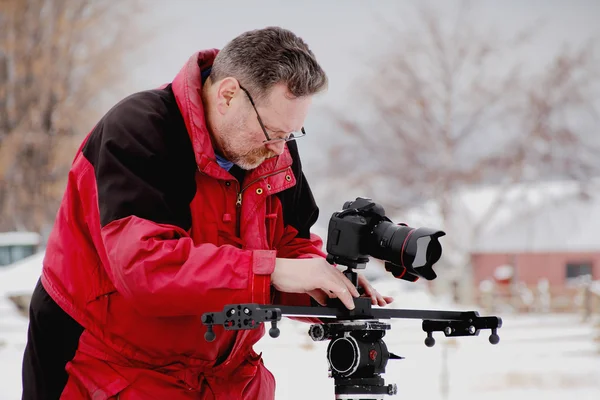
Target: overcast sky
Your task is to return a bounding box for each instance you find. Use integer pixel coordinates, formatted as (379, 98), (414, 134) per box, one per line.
(127, 0), (599, 100)
(116, 0), (600, 224)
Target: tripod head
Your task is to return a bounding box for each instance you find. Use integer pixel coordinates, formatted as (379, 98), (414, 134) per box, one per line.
(201, 198), (503, 399)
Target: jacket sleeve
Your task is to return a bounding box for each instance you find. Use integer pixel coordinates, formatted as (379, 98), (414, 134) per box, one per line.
(82, 90), (273, 317)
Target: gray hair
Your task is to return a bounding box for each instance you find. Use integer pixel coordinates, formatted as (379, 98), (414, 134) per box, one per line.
(210, 26), (328, 102)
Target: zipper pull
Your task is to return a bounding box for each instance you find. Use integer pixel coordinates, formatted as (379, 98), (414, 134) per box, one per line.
(236, 192), (242, 207)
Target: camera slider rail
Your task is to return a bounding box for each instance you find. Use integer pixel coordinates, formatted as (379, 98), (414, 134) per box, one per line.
(201, 298), (502, 347)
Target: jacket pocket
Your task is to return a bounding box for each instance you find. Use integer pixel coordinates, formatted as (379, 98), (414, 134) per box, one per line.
(62, 349), (130, 400)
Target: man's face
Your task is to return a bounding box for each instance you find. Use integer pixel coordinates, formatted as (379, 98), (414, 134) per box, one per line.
(215, 82), (312, 170)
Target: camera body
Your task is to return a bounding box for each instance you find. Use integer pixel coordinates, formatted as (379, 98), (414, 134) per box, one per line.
(326, 197), (445, 282)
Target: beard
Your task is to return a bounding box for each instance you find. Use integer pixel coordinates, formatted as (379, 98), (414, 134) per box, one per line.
(217, 116), (277, 170)
(225, 145), (275, 170)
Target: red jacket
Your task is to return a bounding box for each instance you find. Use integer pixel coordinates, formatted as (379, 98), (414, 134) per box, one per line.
(42, 50), (325, 397)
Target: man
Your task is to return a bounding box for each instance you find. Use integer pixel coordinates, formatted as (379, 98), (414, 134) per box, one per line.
(22, 27), (392, 399)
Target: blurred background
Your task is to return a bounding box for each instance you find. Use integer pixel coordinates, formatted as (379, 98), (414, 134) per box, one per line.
(1, 0), (599, 399)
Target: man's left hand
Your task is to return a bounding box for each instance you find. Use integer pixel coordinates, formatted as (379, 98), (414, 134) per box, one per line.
(357, 274), (394, 306)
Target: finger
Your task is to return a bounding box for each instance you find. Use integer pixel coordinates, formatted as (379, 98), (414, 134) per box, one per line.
(375, 291), (387, 307)
(368, 287), (381, 306)
(366, 285), (378, 305)
(337, 287), (355, 310)
(366, 286), (381, 305)
(332, 268), (360, 298)
(357, 274), (373, 296)
(357, 277), (377, 304)
(357, 275), (391, 305)
(348, 281), (361, 298)
(364, 286), (377, 305)
(321, 280), (355, 310)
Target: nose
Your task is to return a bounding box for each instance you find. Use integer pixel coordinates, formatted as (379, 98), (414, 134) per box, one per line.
(265, 140), (286, 155)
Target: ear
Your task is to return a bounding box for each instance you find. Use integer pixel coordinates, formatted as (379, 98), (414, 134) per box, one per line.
(215, 77), (241, 115)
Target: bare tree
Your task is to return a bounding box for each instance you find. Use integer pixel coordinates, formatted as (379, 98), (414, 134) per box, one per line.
(0, 0), (144, 232)
(321, 4), (599, 271)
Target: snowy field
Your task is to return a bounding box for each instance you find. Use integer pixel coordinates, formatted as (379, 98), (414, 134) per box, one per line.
(1, 280), (599, 399)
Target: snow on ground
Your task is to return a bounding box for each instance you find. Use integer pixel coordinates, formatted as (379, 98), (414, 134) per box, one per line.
(0, 296), (30, 400)
(0, 252), (44, 296)
(1, 279), (599, 399)
(0, 232), (40, 247)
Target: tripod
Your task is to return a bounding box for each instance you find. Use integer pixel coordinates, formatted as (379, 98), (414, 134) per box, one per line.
(201, 269), (502, 399)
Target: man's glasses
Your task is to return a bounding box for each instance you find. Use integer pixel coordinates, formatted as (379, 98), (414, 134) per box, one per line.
(239, 85), (306, 143)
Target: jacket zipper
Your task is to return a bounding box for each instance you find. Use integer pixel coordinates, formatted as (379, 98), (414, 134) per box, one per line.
(235, 184), (242, 236)
(235, 167), (290, 236)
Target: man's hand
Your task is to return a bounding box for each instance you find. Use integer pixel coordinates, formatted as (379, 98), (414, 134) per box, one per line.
(357, 274), (394, 306)
(271, 258), (360, 309)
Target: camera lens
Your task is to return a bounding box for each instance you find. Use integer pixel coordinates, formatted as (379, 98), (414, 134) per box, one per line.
(367, 222), (445, 280)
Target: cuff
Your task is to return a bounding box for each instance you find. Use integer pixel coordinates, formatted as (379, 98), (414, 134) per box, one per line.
(251, 250), (276, 304)
(252, 250), (277, 275)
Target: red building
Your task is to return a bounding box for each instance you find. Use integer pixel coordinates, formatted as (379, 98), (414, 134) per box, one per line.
(471, 252), (600, 290)
(470, 189), (600, 308)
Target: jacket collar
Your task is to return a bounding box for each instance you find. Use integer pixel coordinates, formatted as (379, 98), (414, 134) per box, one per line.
(171, 50), (293, 181)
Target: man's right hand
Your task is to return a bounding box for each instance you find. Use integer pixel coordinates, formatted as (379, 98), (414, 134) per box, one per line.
(271, 258), (360, 309)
